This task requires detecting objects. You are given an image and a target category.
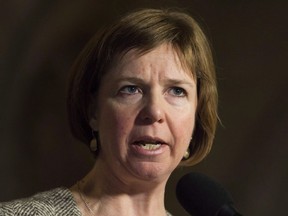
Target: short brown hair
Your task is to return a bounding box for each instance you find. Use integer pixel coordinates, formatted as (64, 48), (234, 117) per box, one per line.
(67, 8), (218, 166)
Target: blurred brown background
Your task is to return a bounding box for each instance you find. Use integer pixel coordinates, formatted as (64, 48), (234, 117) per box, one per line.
(1, 0), (288, 215)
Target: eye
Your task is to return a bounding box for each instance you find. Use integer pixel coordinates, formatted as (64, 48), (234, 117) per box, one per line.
(119, 85), (141, 95)
(168, 87), (187, 97)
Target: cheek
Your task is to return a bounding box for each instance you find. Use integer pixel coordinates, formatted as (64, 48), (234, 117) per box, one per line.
(171, 96), (197, 136)
(114, 114), (134, 140)
(170, 110), (196, 147)
(179, 118), (195, 140)
(99, 103), (134, 142)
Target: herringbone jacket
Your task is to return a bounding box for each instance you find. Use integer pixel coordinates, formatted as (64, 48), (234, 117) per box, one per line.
(0, 188), (173, 216)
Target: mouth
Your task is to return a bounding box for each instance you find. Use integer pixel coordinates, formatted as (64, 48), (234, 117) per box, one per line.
(132, 137), (166, 151)
(135, 143), (162, 150)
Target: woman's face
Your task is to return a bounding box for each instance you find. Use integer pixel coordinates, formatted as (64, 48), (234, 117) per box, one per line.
(90, 43), (197, 183)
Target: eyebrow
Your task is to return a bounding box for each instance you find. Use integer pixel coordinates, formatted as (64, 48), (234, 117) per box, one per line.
(165, 78), (196, 87)
(114, 76), (196, 87)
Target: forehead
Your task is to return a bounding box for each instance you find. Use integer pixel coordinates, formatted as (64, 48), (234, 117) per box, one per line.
(110, 44), (194, 80)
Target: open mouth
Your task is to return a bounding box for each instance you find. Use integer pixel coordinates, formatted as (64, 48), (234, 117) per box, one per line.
(133, 139), (165, 150)
(137, 143), (161, 150)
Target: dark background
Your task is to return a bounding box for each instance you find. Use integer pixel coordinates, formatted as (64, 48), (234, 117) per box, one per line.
(1, 1), (288, 215)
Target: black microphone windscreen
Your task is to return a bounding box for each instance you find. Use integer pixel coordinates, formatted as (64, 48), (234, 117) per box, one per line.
(176, 172), (235, 216)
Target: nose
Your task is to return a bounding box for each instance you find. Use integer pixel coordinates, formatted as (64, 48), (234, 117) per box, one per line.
(137, 95), (165, 124)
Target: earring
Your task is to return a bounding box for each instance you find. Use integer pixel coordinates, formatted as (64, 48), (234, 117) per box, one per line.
(183, 147), (190, 160)
(183, 136), (193, 160)
(89, 131), (98, 152)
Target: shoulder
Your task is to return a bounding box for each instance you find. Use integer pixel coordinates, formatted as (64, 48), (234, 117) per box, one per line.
(0, 187), (81, 216)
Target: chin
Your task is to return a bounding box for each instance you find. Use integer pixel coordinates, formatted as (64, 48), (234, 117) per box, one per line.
(129, 161), (173, 183)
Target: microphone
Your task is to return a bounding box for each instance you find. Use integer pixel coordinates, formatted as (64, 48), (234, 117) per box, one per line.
(176, 172), (242, 216)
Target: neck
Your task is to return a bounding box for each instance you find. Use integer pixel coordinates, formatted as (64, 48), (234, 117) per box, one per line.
(71, 160), (170, 216)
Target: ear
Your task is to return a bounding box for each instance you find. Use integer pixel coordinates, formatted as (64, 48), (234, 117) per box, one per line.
(89, 115), (98, 131)
(88, 95), (99, 131)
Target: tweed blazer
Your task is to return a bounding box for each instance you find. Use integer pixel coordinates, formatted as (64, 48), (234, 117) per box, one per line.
(0, 188), (173, 216)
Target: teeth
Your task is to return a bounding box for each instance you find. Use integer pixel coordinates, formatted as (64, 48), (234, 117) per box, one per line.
(139, 143), (161, 150)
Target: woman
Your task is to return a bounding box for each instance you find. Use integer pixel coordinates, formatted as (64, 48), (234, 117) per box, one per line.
(0, 8), (217, 216)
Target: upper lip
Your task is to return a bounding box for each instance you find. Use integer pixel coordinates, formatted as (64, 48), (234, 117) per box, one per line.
(131, 136), (167, 145)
